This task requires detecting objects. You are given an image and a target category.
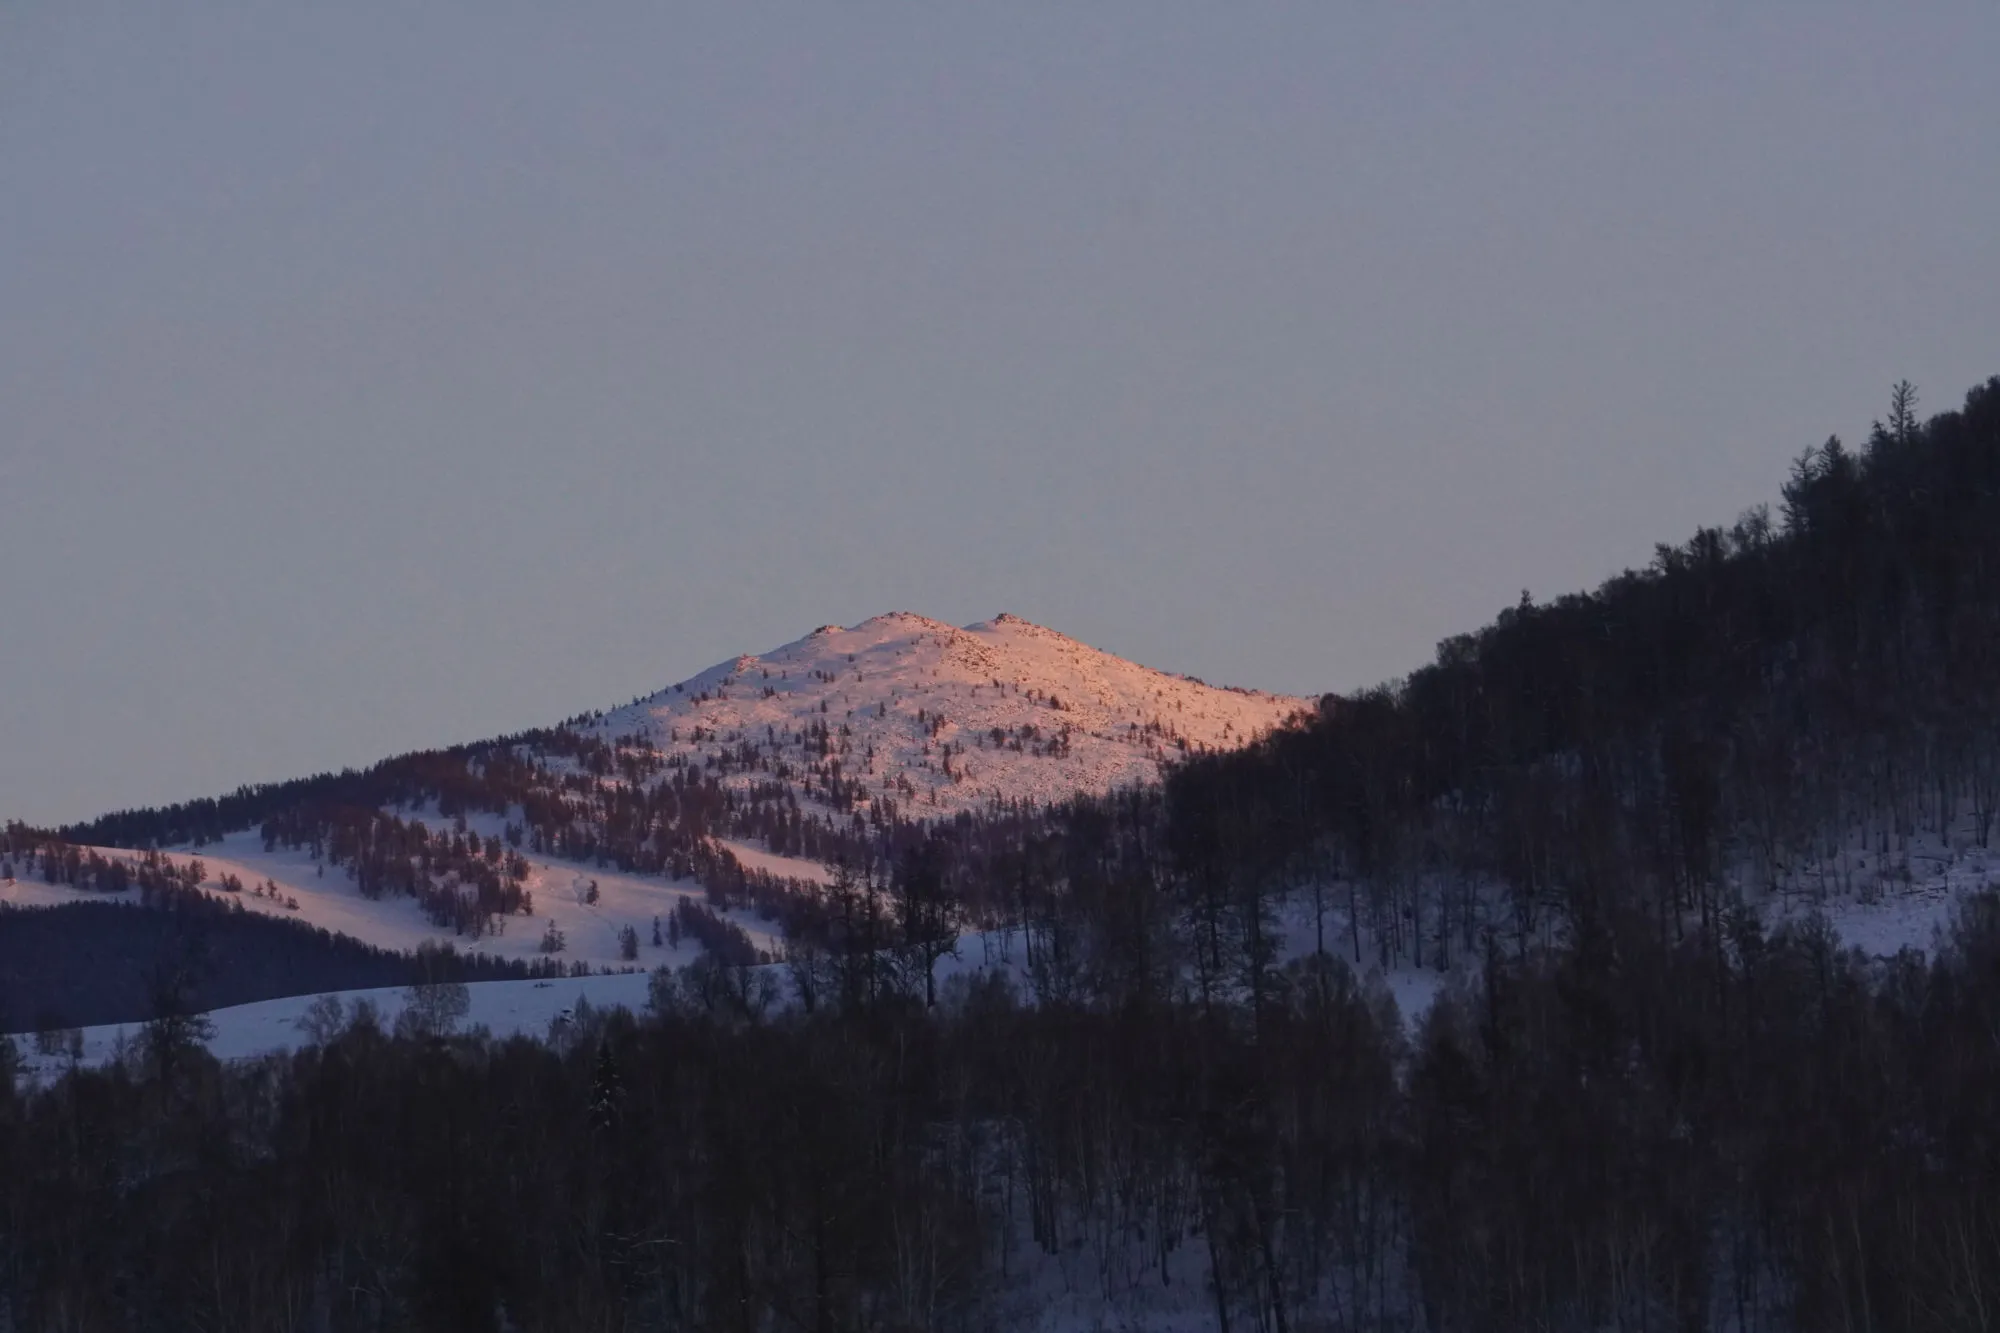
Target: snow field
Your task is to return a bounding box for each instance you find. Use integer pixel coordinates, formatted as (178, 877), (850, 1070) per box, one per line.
(595, 612), (1308, 818)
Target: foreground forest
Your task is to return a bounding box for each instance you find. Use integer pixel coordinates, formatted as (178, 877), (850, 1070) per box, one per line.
(4, 898), (2000, 1331)
(5, 376), (2000, 1329)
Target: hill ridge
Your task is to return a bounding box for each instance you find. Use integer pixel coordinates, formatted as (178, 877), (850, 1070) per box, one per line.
(598, 612), (1308, 819)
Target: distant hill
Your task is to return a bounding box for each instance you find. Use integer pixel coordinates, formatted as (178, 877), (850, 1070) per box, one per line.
(8, 613), (1300, 988)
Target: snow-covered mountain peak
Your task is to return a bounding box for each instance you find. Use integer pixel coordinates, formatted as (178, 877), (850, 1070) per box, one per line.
(594, 613), (1309, 817)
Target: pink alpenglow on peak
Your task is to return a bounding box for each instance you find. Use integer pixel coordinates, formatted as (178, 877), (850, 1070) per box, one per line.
(595, 614), (1309, 817)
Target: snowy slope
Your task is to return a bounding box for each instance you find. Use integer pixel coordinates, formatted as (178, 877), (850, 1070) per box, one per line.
(14, 926), (1033, 1079)
(593, 612), (1308, 817)
(14, 973), (658, 1079)
(1, 830), (799, 973)
(18, 853), (1976, 1083)
(5, 613), (1302, 981)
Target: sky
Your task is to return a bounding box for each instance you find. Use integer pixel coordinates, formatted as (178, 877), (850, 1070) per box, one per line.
(3, 3), (1997, 827)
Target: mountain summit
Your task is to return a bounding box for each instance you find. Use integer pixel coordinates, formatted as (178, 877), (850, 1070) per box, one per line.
(12, 612), (1306, 977)
(594, 612), (1308, 818)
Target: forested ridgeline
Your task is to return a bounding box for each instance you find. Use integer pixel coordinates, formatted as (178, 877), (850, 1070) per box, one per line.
(1157, 376), (2000, 972)
(6, 898), (2000, 1331)
(786, 376), (2000, 1010)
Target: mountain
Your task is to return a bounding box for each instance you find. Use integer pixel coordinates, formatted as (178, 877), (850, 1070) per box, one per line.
(4, 613), (1303, 990)
(16, 380), (2000, 1332)
(592, 611), (1307, 820)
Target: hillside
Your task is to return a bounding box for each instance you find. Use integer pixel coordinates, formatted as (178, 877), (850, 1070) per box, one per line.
(593, 611), (1306, 819)
(1157, 376), (2000, 972)
(1, 830), (798, 984)
(9, 614), (1300, 986)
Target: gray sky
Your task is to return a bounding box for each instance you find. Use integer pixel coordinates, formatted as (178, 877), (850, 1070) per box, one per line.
(3, 3), (1996, 827)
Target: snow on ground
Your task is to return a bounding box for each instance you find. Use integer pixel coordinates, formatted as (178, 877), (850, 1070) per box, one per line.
(17, 835), (1987, 1082)
(6, 611), (1310, 1070)
(16, 866), (1972, 1083)
(0, 876), (86, 911)
(13, 913), (1439, 1082)
(24, 742), (1998, 1087)
(13, 971), (659, 1082)
(19, 932), (1028, 1079)
(8, 829), (785, 972)
(1772, 871), (1974, 958)
(593, 612), (1308, 818)
(714, 837), (832, 885)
